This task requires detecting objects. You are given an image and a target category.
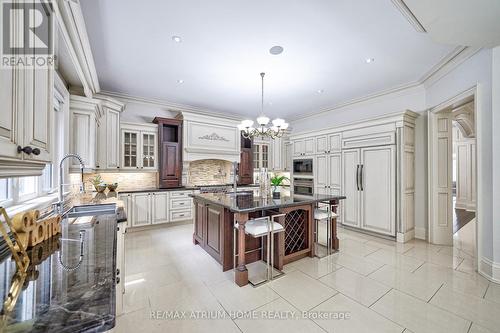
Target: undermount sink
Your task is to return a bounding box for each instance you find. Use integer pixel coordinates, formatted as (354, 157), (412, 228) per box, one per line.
(65, 203), (116, 218)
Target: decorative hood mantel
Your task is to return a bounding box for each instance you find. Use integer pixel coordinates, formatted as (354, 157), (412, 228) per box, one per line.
(176, 111), (242, 163)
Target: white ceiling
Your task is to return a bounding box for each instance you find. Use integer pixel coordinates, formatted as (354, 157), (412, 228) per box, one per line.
(403, 0), (500, 48)
(80, 0), (455, 119)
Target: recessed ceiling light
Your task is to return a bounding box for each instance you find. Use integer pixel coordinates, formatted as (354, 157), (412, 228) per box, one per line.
(172, 35), (182, 43)
(365, 58), (375, 63)
(269, 45), (284, 55)
(317, 89), (324, 94)
(177, 79), (184, 84)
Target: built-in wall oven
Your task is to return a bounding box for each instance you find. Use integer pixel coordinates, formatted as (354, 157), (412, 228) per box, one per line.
(293, 159), (313, 176)
(293, 177), (314, 197)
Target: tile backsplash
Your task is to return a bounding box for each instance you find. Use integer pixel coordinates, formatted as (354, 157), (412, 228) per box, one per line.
(70, 172), (157, 192)
(187, 159), (232, 186)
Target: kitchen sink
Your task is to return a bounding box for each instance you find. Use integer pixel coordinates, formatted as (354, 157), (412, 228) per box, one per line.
(227, 190), (254, 197)
(65, 203), (116, 218)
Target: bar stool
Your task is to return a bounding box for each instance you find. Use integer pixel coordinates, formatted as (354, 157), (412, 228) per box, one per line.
(233, 214), (285, 286)
(314, 204), (338, 258)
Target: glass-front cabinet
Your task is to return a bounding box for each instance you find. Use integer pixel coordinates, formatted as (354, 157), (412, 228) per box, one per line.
(121, 123), (157, 170)
(253, 143), (269, 170)
(142, 133), (156, 168)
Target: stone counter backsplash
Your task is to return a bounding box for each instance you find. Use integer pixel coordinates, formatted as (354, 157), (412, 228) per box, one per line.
(69, 172), (158, 192)
(187, 159), (232, 186)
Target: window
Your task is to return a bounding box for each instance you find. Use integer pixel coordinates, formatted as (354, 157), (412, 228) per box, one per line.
(0, 179), (11, 203)
(18, 177), (38, 201)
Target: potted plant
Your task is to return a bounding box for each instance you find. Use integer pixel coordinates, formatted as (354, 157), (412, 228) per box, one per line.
(270, 175), (289, 199)
(89, 174), (107, 193)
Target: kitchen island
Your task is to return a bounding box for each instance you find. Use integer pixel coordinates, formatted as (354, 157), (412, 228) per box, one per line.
(191, 191), (345, 286)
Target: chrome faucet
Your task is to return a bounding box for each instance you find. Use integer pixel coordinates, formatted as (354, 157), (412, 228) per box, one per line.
(54, 153), (85, 214)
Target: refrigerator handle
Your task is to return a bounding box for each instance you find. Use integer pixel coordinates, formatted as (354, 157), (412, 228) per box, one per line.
(356, 165), (360, 191)
(360, 164), (364, 191)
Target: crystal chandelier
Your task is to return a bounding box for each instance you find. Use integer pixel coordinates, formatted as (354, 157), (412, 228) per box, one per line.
(238, 72), (289, 139)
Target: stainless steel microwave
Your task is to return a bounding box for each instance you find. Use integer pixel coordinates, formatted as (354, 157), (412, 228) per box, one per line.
(293, 159), (313, 176)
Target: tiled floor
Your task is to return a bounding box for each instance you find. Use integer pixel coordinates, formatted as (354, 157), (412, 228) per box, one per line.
(116, 220), (499, 333)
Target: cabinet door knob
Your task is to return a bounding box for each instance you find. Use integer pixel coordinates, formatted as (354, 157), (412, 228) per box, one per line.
(17, 146), (33, 155)
(32, 148), (40, 155)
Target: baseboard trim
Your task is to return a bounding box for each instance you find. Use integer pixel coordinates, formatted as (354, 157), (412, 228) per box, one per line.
(414, 227), (427, 240)
(479, 257), (500, 284)
(396, 229), (415, 243)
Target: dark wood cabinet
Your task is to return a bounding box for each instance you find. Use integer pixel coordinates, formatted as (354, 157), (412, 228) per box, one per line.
(153, 117), (182, 188)
(238, 133), (253, 185)
(193, 201), (224, 263)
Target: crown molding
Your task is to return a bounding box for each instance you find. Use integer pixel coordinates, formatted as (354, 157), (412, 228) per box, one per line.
(391, 0), (426, 33)
(289, 81), (422, 122)
(56, 0), (100, 95)
(291, 46), (480, 123)
(421, 46), (482, 88)
(99, 90), (244, 122)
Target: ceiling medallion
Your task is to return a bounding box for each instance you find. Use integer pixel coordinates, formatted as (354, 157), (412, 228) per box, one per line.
(237, 72), (288, 140)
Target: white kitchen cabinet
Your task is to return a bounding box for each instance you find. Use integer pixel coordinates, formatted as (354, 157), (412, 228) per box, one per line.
(342, 146), (395, 236)
(132, 193), (151, 227)
(70, 96), (102, 171)
(97, 108), (121, 170)
(315, 133), (341, 154)
(293, 137), (314, 157)
(270, 137), (282, 171)
(119, 193), (132, 228)
(152, 192), (169, 224)
(24, 66), (53, 163)
(121, 122), (157, 170)
(0, 61), (52, 175)
(115, 222), (126, 316)
(125, 190), (193, 227)
(253, 142), (270, 170)
(283, 140), (292, 172)
(315, 153), (341, 190)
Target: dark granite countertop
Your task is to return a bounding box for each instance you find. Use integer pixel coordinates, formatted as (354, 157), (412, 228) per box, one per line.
(116, 184), (272, 194)
(0, 194), (125, 333)
(191, 192), (346, 213)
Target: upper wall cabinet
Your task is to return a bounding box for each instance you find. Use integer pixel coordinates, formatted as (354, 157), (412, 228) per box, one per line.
(293, 137), (314, 157)
(120, 122), (158, 171)
(70, 95), (101, 171)
(95, 96), (125, 170)
(0, 61), (53, 177)
(315, 133), (341, 154)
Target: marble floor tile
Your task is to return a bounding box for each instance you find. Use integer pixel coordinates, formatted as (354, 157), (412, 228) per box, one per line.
(402, 247), (464, 269)
(208, 280), (280, 315)
(484, 282), (500, 304)
(268, 270), (337, 311)
(234, 298), (324, 333)
(412, 263), (489, 298)
(365, 248), (425, 272)
(329, 251), (385, 276)
(371, 289), (471, 333)
(430, 285), (500, 332)
(319, 267), (391, 307)
(290, 256), (342, 279)
(368, 265), (443, 302)
(311, 293), (404, 333)
(338, 238), (380, 257)
(121, 223), (500, 333)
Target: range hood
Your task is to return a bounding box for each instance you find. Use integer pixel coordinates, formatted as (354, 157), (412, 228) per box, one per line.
(177, 111), (242, 163)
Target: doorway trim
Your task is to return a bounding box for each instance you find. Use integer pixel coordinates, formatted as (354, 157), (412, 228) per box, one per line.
(427, 85), (481, 271)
